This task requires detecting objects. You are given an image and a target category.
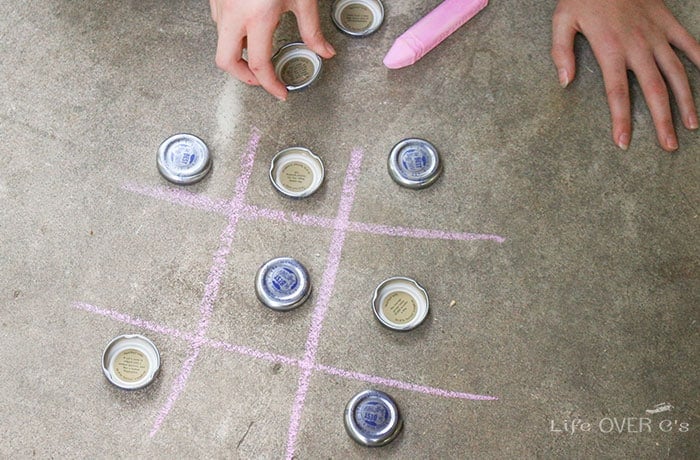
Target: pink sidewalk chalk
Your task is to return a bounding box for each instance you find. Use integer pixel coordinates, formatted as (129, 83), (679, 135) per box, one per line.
(383, 0), (489, 69)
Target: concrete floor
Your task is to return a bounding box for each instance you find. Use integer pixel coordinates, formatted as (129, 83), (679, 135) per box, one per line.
(1, 0), (698, 458)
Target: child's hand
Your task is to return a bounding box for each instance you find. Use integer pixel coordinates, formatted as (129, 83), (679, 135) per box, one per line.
(552, 0), (699, 151)
(210, 0), (335, 100)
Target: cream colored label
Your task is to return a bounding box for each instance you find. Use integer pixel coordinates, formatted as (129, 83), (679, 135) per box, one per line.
(340, 5), (374, 32)
(113, 349), (149, 383)
(281, 57), (314, 87)
(280, 161), (313, 192)
(382, 291), (418, 325)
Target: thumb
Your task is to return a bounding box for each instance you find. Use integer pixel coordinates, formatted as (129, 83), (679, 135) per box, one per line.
(551, 9), (577, 88)
(293, 2), (336, 58)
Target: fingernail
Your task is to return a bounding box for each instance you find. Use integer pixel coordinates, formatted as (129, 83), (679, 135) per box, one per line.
(558, 68), (569, 88)
(617, 133), (629, 151)
(275, 93), (287, 102)
(325, 42), (336, 57)
(666, 135), (678, 151)
(688, 114), (699, 130)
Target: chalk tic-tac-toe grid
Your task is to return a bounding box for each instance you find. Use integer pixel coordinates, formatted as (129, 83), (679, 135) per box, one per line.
(73, 127), (504, 459)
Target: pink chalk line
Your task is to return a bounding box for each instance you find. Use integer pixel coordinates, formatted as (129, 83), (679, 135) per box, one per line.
(348, 221), (505, 243)
(205, 338), (301, 367)
(73, 301), (299, 366)
(149, 127), (261, 437)
(284, 148), (364, 460)
(73, 301), (197, 342)
(121, 186), (505, 243)
(315, 364), (497, 401)
(73, 300), (497, 401)
(241, 204), (337, 229)
(121, 182), (230, 215)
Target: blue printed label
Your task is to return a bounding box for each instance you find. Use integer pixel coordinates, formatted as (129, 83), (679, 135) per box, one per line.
(354, 399), (390, 434)
(399, 146), (431, 178)
(265, 266), (299, 297)
(169, 140), (201, 172)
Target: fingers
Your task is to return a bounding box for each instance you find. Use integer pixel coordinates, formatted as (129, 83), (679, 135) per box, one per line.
(590, 41), (633, 150)
(552, 0), (699, 152)
(214, 21), (260, 87)
(210, 1), (334, 100)
(630, 51), (678, 151)
(666, 20), (700, 70)
(663, 21), (700, 130)
(209, 0), (217, 22)
(551, 8), (578, 87)
(211, 2), (287, 100)
(292, 1), (336, 58)
(655, 44), (699, 131)
(247, 22), (289, 101)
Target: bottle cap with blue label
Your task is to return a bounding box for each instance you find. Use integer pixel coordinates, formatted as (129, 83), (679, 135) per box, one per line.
(255, 257), (312, 311)
(388, 138), (442, 189)
(157, 133), (212, 185)
(344, 389), (403, 447)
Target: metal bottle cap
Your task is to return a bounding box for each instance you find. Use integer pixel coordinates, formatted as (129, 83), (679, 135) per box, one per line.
(269, 147), (325, 198)
(102, 334), (161, 390)
(388, 138), (442, 189)
(157, 133), (212, 185)
(344, 389), (403, 447)
(272, 43), (323, 91)
(331, 0), (385, 37)
(255, 257), (311, 311)
(372, 276), (429, 331)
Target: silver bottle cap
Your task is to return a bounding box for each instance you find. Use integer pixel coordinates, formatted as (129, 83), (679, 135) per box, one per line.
(388, 138), (442, 189)
(272, 43), (323, 91)
(331, 0), (385, 37)
(102, 334), (161, 390)
(255, 257), (312, 311)
(344, 389), (403, 447)
(269, 147), (325, 198)
(157, 133), (212, 185)
(372, 276), (429, 331)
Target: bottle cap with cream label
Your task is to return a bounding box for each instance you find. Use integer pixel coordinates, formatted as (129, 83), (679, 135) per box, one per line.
(372, 276), (429, 331)
(269, 147), (325, 198)
(272, 43), (323, 91)
(102, 334), (161, 390)
(331, 0), (385, 37)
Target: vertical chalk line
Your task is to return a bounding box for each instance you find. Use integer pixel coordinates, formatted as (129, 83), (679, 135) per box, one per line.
(149, 128), (261, 438)
(284, 148), (364, 460)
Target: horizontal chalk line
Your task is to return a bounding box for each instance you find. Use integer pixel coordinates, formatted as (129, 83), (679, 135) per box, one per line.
(122, 184), (506, 243)
(315, 364), (498, 401)
(73, 301), (497, 402)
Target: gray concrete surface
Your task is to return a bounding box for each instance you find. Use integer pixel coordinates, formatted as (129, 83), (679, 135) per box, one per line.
(1, 0), (698, 458)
